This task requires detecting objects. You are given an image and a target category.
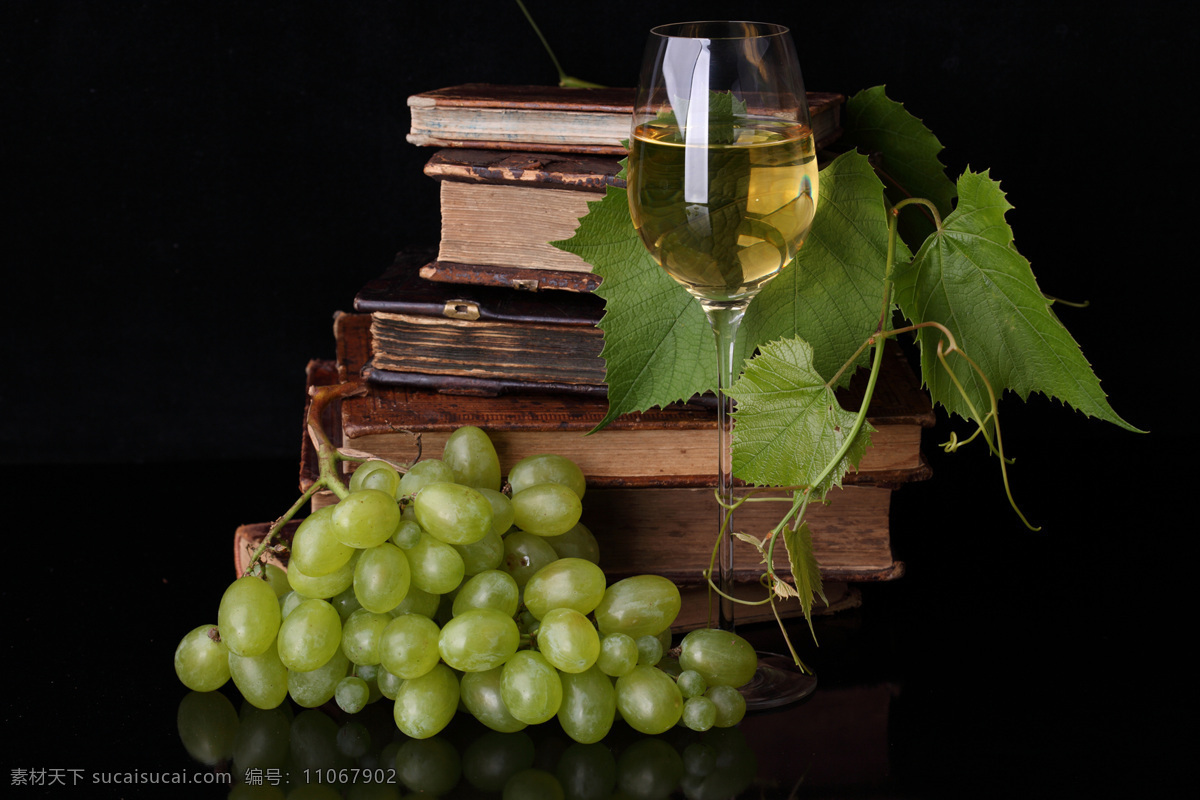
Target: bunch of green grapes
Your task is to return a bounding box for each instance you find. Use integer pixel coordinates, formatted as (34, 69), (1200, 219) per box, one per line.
(174, 426), (758, 743)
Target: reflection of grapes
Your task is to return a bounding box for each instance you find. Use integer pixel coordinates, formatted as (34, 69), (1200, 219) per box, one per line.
(173, 426), (760, 747)
(176, 691), (759, 796)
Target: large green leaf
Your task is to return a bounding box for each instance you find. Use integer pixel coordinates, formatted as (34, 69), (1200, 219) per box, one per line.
(839, 85), (957, 249)
(740, 150), (905, 387)
(894, 169), (1140, 432)
(552, 182), (714, 427)
(729, 336), (873, 493)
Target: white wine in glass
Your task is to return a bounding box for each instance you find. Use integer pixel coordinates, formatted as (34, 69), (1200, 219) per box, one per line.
(628, 20), (819, 709)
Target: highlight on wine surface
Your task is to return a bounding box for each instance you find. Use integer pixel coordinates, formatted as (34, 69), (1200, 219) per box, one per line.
(628, 21), (817, 306)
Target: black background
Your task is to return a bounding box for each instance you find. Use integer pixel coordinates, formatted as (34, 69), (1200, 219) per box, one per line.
(4, 1), (1194, 797)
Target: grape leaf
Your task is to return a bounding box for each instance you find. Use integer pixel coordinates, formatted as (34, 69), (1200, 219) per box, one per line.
(781, 520), (826, 634)
(894, 169), (1141, 432)
(729, 336), (874, 493)
(552, 182), (715, 427)
(740, 150), (907, 387)
(839, 85), (957, 249)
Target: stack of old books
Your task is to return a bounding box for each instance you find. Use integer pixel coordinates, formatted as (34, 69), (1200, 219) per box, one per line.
(283, 84), (935, 630)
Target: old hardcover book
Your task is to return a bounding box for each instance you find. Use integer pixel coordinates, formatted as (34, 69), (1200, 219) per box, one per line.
(406, 84), (846, 155)
(355, 252), (608, 395)
(330, 312), (933, 488)
(425, 148), (621, 280)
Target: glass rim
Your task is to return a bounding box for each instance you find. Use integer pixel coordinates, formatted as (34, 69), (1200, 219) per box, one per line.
(648, 20), (791, 40)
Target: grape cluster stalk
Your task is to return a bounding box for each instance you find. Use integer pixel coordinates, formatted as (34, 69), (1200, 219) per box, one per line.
(175, 418), (760, 745)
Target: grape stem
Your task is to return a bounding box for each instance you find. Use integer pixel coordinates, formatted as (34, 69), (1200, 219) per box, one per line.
(242, 381), (367, 575)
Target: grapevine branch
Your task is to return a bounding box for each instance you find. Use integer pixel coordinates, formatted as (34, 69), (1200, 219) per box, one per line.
(710, 196), (1038, 666)
(242, 381), (369, 576)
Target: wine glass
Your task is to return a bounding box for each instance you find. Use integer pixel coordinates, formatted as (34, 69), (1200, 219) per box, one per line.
(627, 20), (819, 709)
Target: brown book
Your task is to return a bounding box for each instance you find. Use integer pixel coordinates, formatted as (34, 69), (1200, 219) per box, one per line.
(425, 149), (621, 281)
(329, 311), (933, 489)
(355, 252), (608, 395)
(406, 84), (846, 155)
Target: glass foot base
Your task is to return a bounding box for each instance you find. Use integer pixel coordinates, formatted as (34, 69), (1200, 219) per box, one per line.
(741, 651), (817, 711)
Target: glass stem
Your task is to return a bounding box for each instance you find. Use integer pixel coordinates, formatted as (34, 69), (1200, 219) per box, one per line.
(703, 301), (747, 632)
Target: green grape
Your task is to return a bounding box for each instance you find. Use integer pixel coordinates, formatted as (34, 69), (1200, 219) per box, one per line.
(501, 530), (559, 587)
(290, 506), (353, 577)
(442, 425), (502, 491)
(596, 632), (639, 678)
(174, 624), (230, 692)
(287, 649), (350, 708)
(453, 569), (520, 617)
(390, 584), (440, 618)
(176, 690), (239, 766)
(454, 528), (505, 575)
(280, 590), (304, 619)
(393, 662), (460, 739)
(218, 575), (282, 658)
(542, 522), (601, 564)
(394, 736), (462, 795)
(503, 768), (566, 800)
(681, 695), (718, 732)
(479, 487), (516, 535)
(397, 458), (457, 498)
(335, 675), (371, 714)
(390, 518), (423, 550)
(261, 563), (291, 598)
(676, 669), (707, 699)
(349, 459), (402, 496)
(332, 488), (402, 549)
(704, 684), (747, 727)
(276, 598), (342, 672)
(511, 483), (583, 537)
(508, 453), (587, 499)
(677, 627), (758, 688)
(340, 608), (392, 665)
(614, 665), (683, 735)
(459, 666), (528, 733)
(556, 742), (617, 800)
(556, 665), (616, 744)
(523, 557), (606, 620)
(228, 647), (289, 710)
(376, 665), (403, 700)
(438, 607), (521, 672)
(636, 634), (664, 666)
(500, 650), (563, 725)
(287, 549), (359, 600)
(329, 584), (363, 620)
(406, 529), (467, 595)
(413, 481), (494, 545)
(593, 574), (681, 639)
(353, 542), (412, 613)
(536, 607), (600, 674)
(379, 612), (442, 679)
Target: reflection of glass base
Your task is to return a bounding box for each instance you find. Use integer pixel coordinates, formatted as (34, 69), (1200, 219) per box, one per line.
(741, 651), (818, 711)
